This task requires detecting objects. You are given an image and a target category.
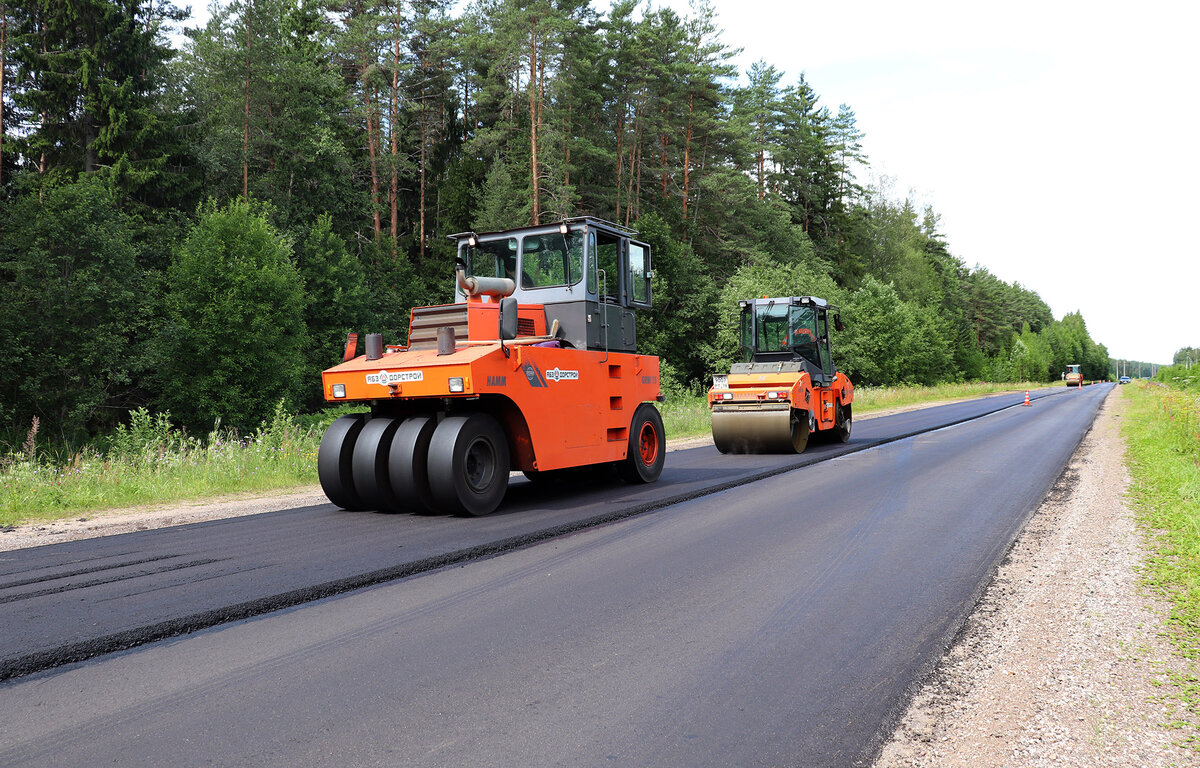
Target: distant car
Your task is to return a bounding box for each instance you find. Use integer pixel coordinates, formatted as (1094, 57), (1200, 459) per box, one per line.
(1119, 376), (1131, 384)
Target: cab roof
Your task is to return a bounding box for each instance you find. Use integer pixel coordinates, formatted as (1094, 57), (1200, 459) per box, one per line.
(738, 296), (833, 310)
(448, 217), (639, 243)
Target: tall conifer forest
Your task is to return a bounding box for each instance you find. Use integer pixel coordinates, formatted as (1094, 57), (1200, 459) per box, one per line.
(0, 0), (1110, 442)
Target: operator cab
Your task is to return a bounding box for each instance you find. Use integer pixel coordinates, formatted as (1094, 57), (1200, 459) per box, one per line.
(736, 296), (843, 387)
(450, 217), (652, 352)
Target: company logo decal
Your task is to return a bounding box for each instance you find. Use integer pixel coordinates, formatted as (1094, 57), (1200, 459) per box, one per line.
(487, 375), (506, 387)
(521, 364), (546, 388)
(366, 369), (424, 385)
(520, 364), (578, 386)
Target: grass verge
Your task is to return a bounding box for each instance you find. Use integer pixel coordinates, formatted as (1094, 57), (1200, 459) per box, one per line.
(1121, 381), (1200, 742)
(0, 404), (326, 527)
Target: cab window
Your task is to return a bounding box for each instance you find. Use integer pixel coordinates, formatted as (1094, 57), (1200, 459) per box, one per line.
(459, 237), (517, 296)
(587, 230), (598, 295)
(521, 232), (583, 289)
(628, 242), (648, 304)
(594, 231), (621, 301)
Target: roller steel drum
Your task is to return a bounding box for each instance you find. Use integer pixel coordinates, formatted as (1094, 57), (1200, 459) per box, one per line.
(711, 405), (810, 454)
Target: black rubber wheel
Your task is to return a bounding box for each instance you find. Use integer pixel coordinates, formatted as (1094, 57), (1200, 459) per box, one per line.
(351, 417), (403, 512)
(617, 404), (665, 483)
(317, 414), (368, 510)
(389, 415), (438, 514)
(427, 413), (510, 516)
(834, 403), (852, 443)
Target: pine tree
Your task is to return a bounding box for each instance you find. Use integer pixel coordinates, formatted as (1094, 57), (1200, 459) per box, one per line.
(5, 0), (185, 195)
(830, 104), (866, 209)
(736, 60), (783, 201)
(180, 0), (359, 234)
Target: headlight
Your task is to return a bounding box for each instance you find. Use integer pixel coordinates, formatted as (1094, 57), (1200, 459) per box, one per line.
(332, 383), (346, 398)
(721, 392), (733, 400)
(448, 377), (465, 393)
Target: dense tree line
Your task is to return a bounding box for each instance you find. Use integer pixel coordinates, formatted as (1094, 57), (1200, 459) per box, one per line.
(1154, 347), (1200, 392)
(0, 0), (1110, 444)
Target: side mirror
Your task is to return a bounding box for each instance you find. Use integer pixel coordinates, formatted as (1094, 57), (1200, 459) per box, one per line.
(499, 297), (518, 341)
(834, 313), (845, 332)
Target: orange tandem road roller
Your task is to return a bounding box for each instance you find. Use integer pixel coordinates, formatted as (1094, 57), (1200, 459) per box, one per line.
(708, 296), (853, 454)
(317, 218), (665, 516)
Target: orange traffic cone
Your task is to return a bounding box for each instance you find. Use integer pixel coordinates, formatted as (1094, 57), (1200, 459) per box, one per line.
(1023, 391), (1031, 406)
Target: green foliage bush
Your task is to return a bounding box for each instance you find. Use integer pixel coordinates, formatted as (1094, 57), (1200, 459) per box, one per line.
(706, 252), (841, 374)
(0, 179), (145, 442)
(635, 213), (720, 385)
(152, 199), (309, 434)
(295, 214), (370, 409)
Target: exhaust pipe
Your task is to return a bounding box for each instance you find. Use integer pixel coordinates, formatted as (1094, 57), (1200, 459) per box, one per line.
(365, 333), (383, 361)
(455, 258), (516, 298)
(437, 326), (456, 356)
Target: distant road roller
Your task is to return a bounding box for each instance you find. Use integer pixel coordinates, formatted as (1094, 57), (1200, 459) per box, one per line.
(1065, 363), (1083, 387)
(317, 218), (665, 516)
(708, 296), (853, 454)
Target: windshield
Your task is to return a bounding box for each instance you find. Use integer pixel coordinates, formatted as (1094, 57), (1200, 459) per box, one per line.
(460, 238), (518, 291)
(740, 303), (820, 365)
(521, 232), (583, 289)
(460, 233), (584, 294)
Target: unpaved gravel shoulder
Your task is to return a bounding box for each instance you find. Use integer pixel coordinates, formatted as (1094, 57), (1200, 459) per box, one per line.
(0, 487), (332, 552)
(874, 387), (1199, 767)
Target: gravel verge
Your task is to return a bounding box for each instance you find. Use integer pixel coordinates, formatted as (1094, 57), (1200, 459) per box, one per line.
(874, 387), (1199, 767)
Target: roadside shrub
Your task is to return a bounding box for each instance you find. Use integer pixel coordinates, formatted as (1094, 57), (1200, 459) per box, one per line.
(152, 199), (309, 434)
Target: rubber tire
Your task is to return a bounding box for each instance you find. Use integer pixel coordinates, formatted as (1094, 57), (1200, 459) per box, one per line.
(317, 414), (368, 510)
(351, 417), (403, 512)
(427, 413), (510, 516)
(617, 404), (665, 483)
(834, 403), (852, 443)
(389, 415), (438, 514)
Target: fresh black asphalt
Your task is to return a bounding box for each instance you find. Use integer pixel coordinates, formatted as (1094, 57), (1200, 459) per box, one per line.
(0, 387), (1074, 681)
(0, 385), (1111, 767)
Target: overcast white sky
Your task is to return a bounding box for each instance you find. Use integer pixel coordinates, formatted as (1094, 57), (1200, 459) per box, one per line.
(654, 0), (1199, 364)
(181, 0), (1197, 363)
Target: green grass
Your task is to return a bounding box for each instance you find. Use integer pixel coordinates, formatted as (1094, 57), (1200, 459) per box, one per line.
(852, 380), (1057, 414)
(0, 404), (327, 527)
(660, 395), (714, 440)
(1122, 381), (1200, 744)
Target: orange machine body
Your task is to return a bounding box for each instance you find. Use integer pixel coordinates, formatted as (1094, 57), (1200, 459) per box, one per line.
(706, 295), (854, 454)
(322, 299), (661, 474)
(707, 368), (853, 433)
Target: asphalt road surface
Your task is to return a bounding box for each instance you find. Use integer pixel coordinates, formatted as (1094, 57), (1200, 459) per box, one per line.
(0, 385), (1110, 767)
